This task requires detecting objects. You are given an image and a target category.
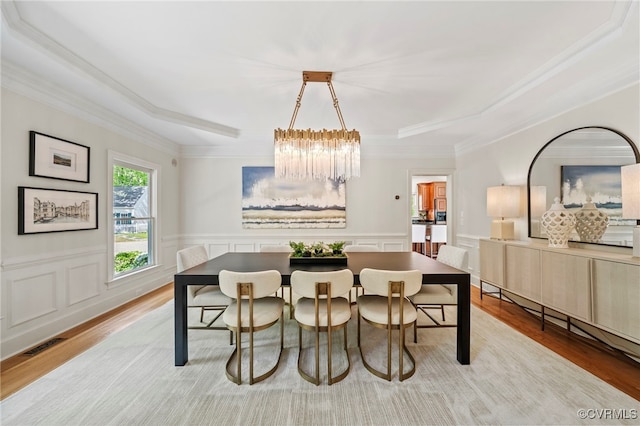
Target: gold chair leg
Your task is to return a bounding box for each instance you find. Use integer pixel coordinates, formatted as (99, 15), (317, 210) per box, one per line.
(289, 287), (294, 319)
(399, 323), (417, 381)
(357, 311), (361, 347)
(315, 324), (321, 383)
(359, 320), (416, 382)
(387, 321), (392, 380)
(225, 318), (284, 385)
(328, 326), (350, 385)
(224, 326), (242, 385)
(297, 323), (350, 386)
(249, 326), (254, 384)
(398, 322), (402, 381)
(327, 324), (332, 383)
(297, 325), (318, 385)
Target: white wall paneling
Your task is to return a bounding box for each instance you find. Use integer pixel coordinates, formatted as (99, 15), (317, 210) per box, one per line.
(161, 243), (179, 273)
(177, 235), (409, 258)
(1, 242), (176, 359)
(455, 234), (481, 286)
(66, 261), (101, 306)
(7, 271), (57, 327)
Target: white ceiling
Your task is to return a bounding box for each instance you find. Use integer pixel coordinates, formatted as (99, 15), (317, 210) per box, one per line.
(2, 1), (638, 158)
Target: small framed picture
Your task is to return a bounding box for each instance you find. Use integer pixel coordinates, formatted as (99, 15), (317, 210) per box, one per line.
(29, 131), (90, 183)
(18, 186), (98, 235)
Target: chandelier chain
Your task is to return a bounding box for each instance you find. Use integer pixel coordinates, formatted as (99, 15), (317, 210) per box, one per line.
(288, 80), (307, 130)
(327, 81), (347, 131)
(287, 79), (347, 131)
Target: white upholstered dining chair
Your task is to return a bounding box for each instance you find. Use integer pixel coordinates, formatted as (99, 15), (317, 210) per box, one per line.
(177, 246), (231, 339)
(426, 224), (447, 258)
(218, 269), (285, 385)
(357, 268), (422, 381)
(343, 244), (381, 301)
(411, 244), (468, 342)
(260, 245), (293, 315)
(291, 269), (354, 385)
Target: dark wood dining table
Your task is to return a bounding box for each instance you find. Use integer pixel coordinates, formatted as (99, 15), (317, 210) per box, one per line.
(174, 251), (471, 366)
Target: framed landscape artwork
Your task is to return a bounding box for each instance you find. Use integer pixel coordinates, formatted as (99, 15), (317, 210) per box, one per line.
(18, 187), (98, 235)
(29, 131), (90, 183)
(560, 165), (630, 225)
(241, 166), (346, 229)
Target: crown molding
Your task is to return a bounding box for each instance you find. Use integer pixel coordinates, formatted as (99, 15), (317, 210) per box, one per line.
(1, 0), (240, 139)
(541, 145), (634, 159)
(2, 61), (180, 156)
(400, 1), (636, 147)
(454, 73), (639, 156)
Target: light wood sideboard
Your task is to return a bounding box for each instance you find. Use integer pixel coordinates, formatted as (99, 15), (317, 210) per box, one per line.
(479, 238), (640, 344)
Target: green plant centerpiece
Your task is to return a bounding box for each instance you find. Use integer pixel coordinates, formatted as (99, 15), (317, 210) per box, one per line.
(327, 241), (346, 255)
(288, 241), (347, 264)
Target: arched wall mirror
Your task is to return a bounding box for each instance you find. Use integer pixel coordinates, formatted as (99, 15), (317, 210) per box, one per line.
(528, 126), (640, 248)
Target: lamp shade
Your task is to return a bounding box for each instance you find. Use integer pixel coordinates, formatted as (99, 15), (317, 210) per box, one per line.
(486, 185), (521, 218)
(621, 163), (640, 258)
(621, 163), (640, 219)
(487, 185), (522, 240)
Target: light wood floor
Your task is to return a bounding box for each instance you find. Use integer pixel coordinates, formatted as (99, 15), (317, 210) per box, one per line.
(1, 283), (638, 401)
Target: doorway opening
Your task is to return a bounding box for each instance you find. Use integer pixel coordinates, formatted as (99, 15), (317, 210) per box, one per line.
(411, 175), (448, 258)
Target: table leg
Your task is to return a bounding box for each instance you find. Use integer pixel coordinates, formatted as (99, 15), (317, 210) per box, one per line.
(175, 276), (188, 366)
(456, 275), (471, 365)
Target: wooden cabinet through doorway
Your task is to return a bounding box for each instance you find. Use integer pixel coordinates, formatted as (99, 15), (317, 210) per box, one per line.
(416, 182), (447, 220)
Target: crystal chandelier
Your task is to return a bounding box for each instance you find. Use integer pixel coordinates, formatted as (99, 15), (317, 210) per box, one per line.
(274, 71), (360, 181)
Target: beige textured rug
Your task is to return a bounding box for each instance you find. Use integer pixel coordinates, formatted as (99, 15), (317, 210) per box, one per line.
(1, 301), (638, 425)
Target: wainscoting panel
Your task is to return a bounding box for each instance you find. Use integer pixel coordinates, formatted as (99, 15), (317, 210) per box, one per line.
(1, 243), (175, 360)
(162, 242), (178, 273)
(178, 235), (409, 259)
(66, 262), (101, 306)
(208, 243), (232, 259)
(7, 271), (57, 327)
(456, 234), (481, 284)
(232, 243), (256, 253)
(382, 241), (404, 251)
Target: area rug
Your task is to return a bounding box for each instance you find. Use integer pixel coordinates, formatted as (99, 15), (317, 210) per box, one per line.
(1, 301), (638, 425)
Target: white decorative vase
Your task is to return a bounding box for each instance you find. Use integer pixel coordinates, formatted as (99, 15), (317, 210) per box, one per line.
(574, 196), (609, 243)
(541, 197), (576, 248)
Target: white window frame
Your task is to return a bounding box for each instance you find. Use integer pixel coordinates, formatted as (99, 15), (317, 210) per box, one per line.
(107, 150), (160, 284)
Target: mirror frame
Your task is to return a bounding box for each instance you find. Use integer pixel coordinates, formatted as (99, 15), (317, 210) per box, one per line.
(527, 126), (640, 247)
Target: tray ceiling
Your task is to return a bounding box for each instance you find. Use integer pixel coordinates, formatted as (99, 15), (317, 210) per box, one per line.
(2, 1), (638, 158)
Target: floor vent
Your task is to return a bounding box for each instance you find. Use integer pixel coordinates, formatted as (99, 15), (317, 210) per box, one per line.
(23, 338), (66, 356)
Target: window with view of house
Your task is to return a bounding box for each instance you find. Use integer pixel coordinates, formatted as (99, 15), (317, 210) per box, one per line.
(110, 155), (157, 279)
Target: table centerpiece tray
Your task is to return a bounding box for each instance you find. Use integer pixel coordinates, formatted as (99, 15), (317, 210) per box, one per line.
(289, 254), (348, 265)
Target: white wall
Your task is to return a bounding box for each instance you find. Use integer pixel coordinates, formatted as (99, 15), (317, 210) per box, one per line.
(179, 155), (456, 256)
(0, 88), (181, 359)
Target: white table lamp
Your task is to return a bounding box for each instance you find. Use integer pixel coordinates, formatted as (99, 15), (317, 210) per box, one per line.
(487, 185), (522, 240)
(621, 163), (640, 257)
